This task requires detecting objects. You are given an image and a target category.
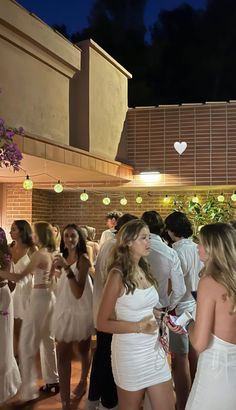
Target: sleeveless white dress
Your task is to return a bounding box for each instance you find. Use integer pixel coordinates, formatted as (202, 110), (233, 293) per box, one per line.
(186, 334), (236, 410)
(52, 262), (94, 342)
(11, 254), (32, 319)
(0, 284), (21, 404)
(111, 286), (171, 391)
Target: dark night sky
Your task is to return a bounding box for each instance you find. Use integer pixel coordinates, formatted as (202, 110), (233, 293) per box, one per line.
(16, 0), (207, 36)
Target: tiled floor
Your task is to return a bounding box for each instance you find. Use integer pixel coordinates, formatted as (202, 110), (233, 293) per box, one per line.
(2, 359), (88, 410)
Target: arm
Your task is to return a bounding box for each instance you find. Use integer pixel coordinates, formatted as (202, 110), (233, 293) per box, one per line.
(188, 276), (215, 353)
(168, 251), (186, 310)
(0, 252), (39, 282)
(97, 270), (158, 334)
(67, 254), (91, 299)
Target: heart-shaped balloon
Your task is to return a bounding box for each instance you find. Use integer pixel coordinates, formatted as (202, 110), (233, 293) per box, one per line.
(174, 141), (187, 155)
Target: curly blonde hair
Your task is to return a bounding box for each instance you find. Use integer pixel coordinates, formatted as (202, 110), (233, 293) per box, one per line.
(108, 219), (157, 294)
(200, 223), (236, 313)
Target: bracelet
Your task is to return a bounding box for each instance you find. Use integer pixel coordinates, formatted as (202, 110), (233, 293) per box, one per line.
(66, 269), (75, 279)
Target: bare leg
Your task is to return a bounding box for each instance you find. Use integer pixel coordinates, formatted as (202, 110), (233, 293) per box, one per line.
(72, 337), (91, 398)
(14, 318), (22, 357)
(57, 341), (73, 409)
(117, 386), (145, 410)
(188, 344), (198, 383)
(171, 353), (191, 410)
(147, 380), (175, 410)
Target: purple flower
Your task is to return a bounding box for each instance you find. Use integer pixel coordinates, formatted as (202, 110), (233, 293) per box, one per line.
(6, 130), (14, 139)
(0, 119), (23, 171)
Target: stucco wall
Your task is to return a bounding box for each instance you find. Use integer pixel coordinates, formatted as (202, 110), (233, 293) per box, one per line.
(71, 40), (132, 162)
(0, 0), (81, 146)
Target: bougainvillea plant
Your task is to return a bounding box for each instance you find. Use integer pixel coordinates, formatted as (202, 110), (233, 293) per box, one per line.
(0, 117), (23, 171)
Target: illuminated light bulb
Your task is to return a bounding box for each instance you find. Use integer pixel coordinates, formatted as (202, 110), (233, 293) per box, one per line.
(54, 180), (63, 193)
(80, 190), (89, 202)
(231, 192), (236, 202)
(102, 196), (111, 205)
(192, 194), (199, 204)
(120, 197), (128, 206)
(217, 193), (225, 202)
(136, 194), (143, 204)
(163, 194), (171, 204)
(23, 175), (33, 190)
(140, 171), (160, 183)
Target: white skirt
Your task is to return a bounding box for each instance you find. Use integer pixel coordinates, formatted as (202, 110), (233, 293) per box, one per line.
(186, 335), (236, 410)
(111, 333), (171, 391)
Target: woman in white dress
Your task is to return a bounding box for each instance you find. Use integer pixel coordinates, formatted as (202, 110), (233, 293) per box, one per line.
(0, 228), (21, 405)
(97, 219), (174, 410)
(0, 222), (59, 403)
(52, 224), (94, 410)
(9, 220), (36, 355)
(166, 223), (236, 410)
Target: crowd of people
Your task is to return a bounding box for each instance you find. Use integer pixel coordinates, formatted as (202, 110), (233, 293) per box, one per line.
(0, 210), (236, 410)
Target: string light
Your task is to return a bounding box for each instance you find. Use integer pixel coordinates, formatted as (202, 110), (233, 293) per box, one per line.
(23, 175), (33, 190)
(102, 195), (111, 205)
(217, 193), (225, 202)
(136, 194), (143, 204)
(120, 197), (128, 206)
(192, 194), (199, 204)
(80, 190), (89, 201)
(163, 194), (171, 204)
(231, 191), (236, 202)
(54, 180), (63, 193)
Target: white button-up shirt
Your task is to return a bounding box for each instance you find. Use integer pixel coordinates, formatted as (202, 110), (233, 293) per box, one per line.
(172, 238), (204, 314)
(147, 233), (186, 310)
(99, 228), (116, 249)
(93, 238), (116, 327)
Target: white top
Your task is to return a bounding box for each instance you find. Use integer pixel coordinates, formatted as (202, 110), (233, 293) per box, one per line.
(11, 254), (32, 319)
(99, 228), (116, 248)
(33, 267), (52, 287)
(147, 234), (186, 310)
(172, 238), (204, 315)
(93, 238), (116, 327)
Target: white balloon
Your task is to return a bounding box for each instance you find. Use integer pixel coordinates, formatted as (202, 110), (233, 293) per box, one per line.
(174, 141), (187, 155)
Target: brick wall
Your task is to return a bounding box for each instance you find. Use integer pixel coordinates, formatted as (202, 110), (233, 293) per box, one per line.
(127, 103), (236, 186)
(2, 184), (32, 238)
(2, 186), (235, 241)
(32, 188), (236, 239)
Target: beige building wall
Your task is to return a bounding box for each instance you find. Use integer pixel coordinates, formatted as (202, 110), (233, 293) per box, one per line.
(0, 0), (81, 146)
(71, 39), (132, 161)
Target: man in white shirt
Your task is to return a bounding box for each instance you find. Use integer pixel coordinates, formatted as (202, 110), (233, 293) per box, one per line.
(165, 211), (204, 410)
(142, 211), (186, 312)
(141, 210), (186, 410)
(99, 211), (122, 249)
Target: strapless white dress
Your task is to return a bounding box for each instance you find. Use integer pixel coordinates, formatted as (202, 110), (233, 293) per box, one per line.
(0, 285), (21, 404)
(52, 262), (94, 342)
(186, 334), (236, 410)
(111, 286), (171, 391)
(11, 254), (32, 320)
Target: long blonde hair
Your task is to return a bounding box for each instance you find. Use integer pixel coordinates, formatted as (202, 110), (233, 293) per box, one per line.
(108, 219), (157, 294)
(200, 223), (236, 313)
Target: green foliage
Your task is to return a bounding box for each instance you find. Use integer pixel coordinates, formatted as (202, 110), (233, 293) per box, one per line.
(171, 194), (235, 236)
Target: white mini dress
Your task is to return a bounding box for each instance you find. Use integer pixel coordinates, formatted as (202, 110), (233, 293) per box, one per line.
(11, 254), (32, 320)
(186, 334), (236, 410)
(111, 285), (171, 391)
(0, 284), (21, 404)
(52, 262), (94, 343)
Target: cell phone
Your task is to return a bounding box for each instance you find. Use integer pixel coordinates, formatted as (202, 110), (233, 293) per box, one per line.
(191, 291), (197, 301)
